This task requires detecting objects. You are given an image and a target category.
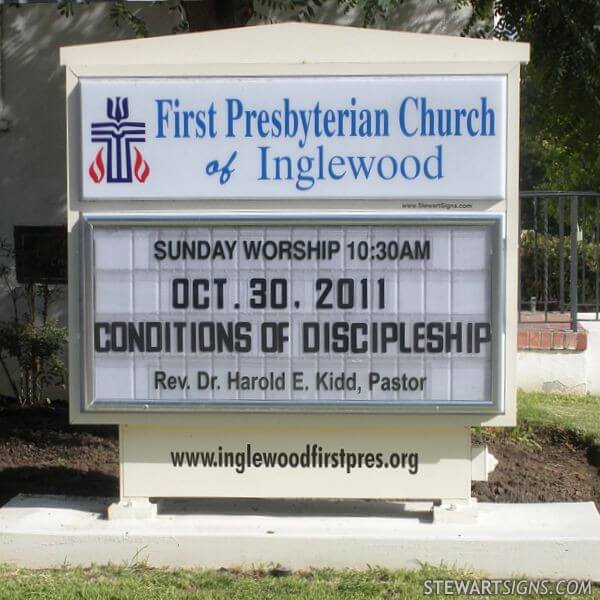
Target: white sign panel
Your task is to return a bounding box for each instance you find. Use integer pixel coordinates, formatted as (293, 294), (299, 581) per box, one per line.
(82, 215), (503, 413)
(79, 76), (506, 200)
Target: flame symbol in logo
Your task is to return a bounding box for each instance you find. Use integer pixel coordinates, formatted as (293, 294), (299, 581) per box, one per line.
(88, 148), (105, 183)
(133, 147), (150, 183)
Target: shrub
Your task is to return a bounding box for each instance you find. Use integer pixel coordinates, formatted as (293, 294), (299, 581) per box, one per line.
(0, 239), (67, 406)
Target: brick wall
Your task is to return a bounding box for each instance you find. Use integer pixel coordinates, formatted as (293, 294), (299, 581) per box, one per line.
(518, 313), (587, 352)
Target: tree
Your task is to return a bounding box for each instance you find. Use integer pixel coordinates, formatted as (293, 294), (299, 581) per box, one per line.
(461, 0), (600, 191)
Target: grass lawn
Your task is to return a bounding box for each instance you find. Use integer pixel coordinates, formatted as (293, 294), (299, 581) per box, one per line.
(517, 390), (600, 443)
(0, 392), (598, 598)
(0, 565), (597, 600)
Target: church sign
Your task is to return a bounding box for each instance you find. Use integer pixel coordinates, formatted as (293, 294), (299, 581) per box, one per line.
(61, 24), (527, 509)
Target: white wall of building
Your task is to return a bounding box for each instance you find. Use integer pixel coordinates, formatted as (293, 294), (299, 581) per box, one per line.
(518, 321), (600, 395)
(249, 0), (471, 32)
(517, 351), (588, 395)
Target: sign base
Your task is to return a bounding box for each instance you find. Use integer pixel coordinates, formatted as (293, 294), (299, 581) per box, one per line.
(108, 497), (157, 520)
(117, 422), (475, 502)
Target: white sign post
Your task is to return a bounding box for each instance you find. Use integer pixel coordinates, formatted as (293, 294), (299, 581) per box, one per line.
(61, 24), (529, 520)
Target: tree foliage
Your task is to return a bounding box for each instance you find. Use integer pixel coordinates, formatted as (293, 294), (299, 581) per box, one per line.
(462, 0), (600, 191)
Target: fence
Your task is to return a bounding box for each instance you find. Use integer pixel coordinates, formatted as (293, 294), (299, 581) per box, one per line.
(519, 191), (600, 331)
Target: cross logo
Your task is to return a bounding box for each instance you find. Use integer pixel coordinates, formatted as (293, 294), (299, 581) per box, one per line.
(88, 97), (150, 184)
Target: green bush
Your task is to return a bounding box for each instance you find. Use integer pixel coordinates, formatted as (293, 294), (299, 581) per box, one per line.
(0, 239), (67, 406)
(520, 230), (600, 310)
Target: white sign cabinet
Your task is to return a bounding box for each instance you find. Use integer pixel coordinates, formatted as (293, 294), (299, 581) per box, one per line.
(61, 24), (529, 516)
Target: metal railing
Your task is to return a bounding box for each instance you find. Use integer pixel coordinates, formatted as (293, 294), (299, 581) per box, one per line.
(519, 191), (600, 331)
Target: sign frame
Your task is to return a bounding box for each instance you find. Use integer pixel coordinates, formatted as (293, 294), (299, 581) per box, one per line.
(77, 74), (507, 201)
(79, 211), (505, 415)
(61, 24), (528, 430)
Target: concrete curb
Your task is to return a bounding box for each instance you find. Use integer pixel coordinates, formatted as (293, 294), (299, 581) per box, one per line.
(0, 495), (599, 579)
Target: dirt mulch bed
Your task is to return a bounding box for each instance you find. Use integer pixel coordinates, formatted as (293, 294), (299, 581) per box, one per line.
(0, 403), (598, 509)
(0, 403), (118, 507)
(473, 429), (600, 509)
